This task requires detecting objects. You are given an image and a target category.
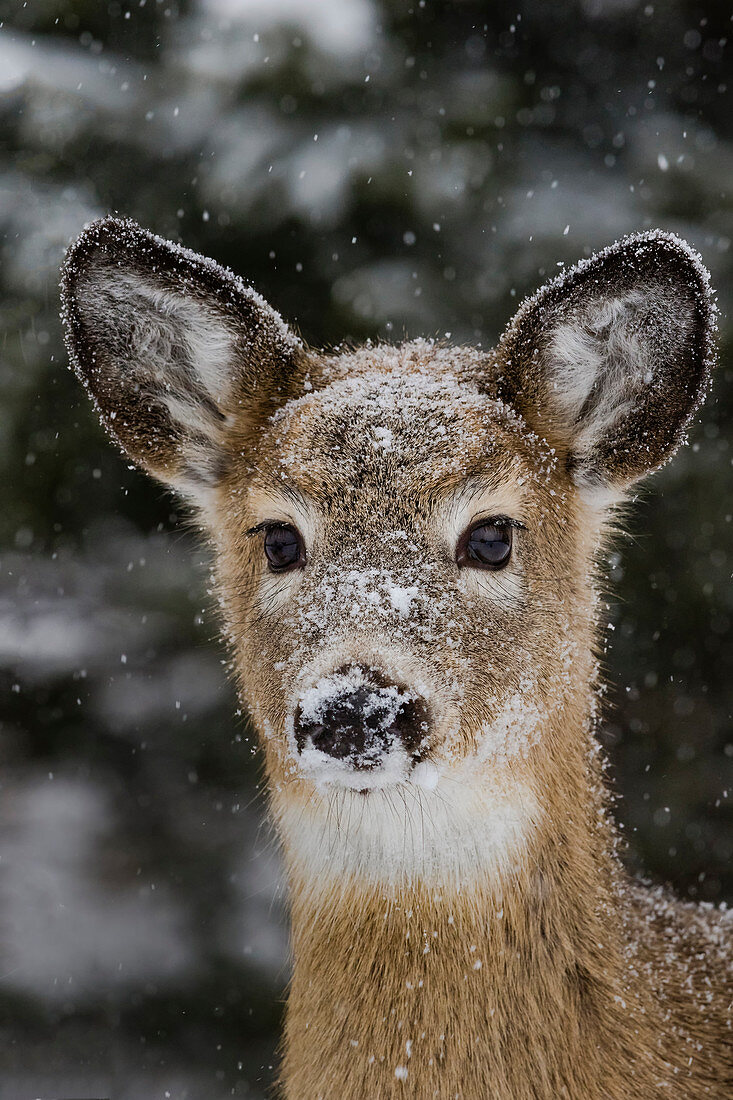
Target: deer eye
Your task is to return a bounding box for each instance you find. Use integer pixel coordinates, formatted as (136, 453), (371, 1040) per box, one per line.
(457, 520), (513, 570)
(263, 524), (305, 572)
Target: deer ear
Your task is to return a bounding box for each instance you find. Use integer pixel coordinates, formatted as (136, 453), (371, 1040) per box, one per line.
(60, 216), (301, 501)
(497, 231), (716, 498)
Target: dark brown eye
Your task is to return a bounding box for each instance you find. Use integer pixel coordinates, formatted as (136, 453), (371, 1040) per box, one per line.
(457, 521), (513, 570)
(263, 524), (304, 572)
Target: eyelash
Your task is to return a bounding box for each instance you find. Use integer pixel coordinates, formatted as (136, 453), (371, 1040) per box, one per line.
(469, 514), (526, 531)
(246, 520), (291, 537)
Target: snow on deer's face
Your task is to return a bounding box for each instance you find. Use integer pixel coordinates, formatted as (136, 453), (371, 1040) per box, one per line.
(61, 220), (715, 885)
(212, 343), (594, 883)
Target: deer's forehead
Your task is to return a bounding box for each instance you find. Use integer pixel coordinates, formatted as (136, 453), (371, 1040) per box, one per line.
(257, 372), (536, 488)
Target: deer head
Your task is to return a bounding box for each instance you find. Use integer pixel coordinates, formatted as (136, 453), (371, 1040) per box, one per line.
(61, 219), (715, 889)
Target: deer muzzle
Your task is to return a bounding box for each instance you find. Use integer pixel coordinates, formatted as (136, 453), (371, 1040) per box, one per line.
(294, 665), (430, 772)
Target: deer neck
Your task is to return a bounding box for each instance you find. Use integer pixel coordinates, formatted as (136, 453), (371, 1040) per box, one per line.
(277, 706), (641, 1099)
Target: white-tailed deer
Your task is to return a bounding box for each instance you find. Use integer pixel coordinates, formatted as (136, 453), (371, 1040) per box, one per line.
(60, 219), (731, 1099)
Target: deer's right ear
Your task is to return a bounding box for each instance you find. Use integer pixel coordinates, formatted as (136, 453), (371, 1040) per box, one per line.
(497, 231), (716, 499)
(60, 216), (300, 501)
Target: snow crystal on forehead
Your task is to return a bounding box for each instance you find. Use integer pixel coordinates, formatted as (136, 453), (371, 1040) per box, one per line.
(268, 360), (535, 485)
(271, 361), (512, 432)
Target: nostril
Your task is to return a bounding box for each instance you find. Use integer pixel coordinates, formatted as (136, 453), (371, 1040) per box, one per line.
(294, 666), (430, 770)
(372, 694), (429, 758)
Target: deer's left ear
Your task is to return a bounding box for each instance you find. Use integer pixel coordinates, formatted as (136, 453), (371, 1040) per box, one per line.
(60, 216), (302, 503)
(497, 231), (716, 496)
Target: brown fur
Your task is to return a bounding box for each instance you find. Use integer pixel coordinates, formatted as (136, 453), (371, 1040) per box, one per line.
(60, 220), (731, 1098)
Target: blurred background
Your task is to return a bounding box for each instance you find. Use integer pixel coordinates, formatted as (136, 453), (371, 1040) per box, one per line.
(0, 1), (731, 1096)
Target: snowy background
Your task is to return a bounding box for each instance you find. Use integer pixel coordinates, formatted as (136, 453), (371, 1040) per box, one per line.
(0, 1), (731, 1097)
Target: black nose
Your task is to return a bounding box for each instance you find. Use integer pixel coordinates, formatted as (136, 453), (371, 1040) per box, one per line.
(295, 666), (429, 770)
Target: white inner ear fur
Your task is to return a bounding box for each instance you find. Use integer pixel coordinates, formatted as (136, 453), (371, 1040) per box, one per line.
(100, 273), (236, 429)
(546, 288), (694, 466)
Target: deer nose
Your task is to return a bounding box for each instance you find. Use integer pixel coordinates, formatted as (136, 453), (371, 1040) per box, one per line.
(294, 665), (429, 770)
